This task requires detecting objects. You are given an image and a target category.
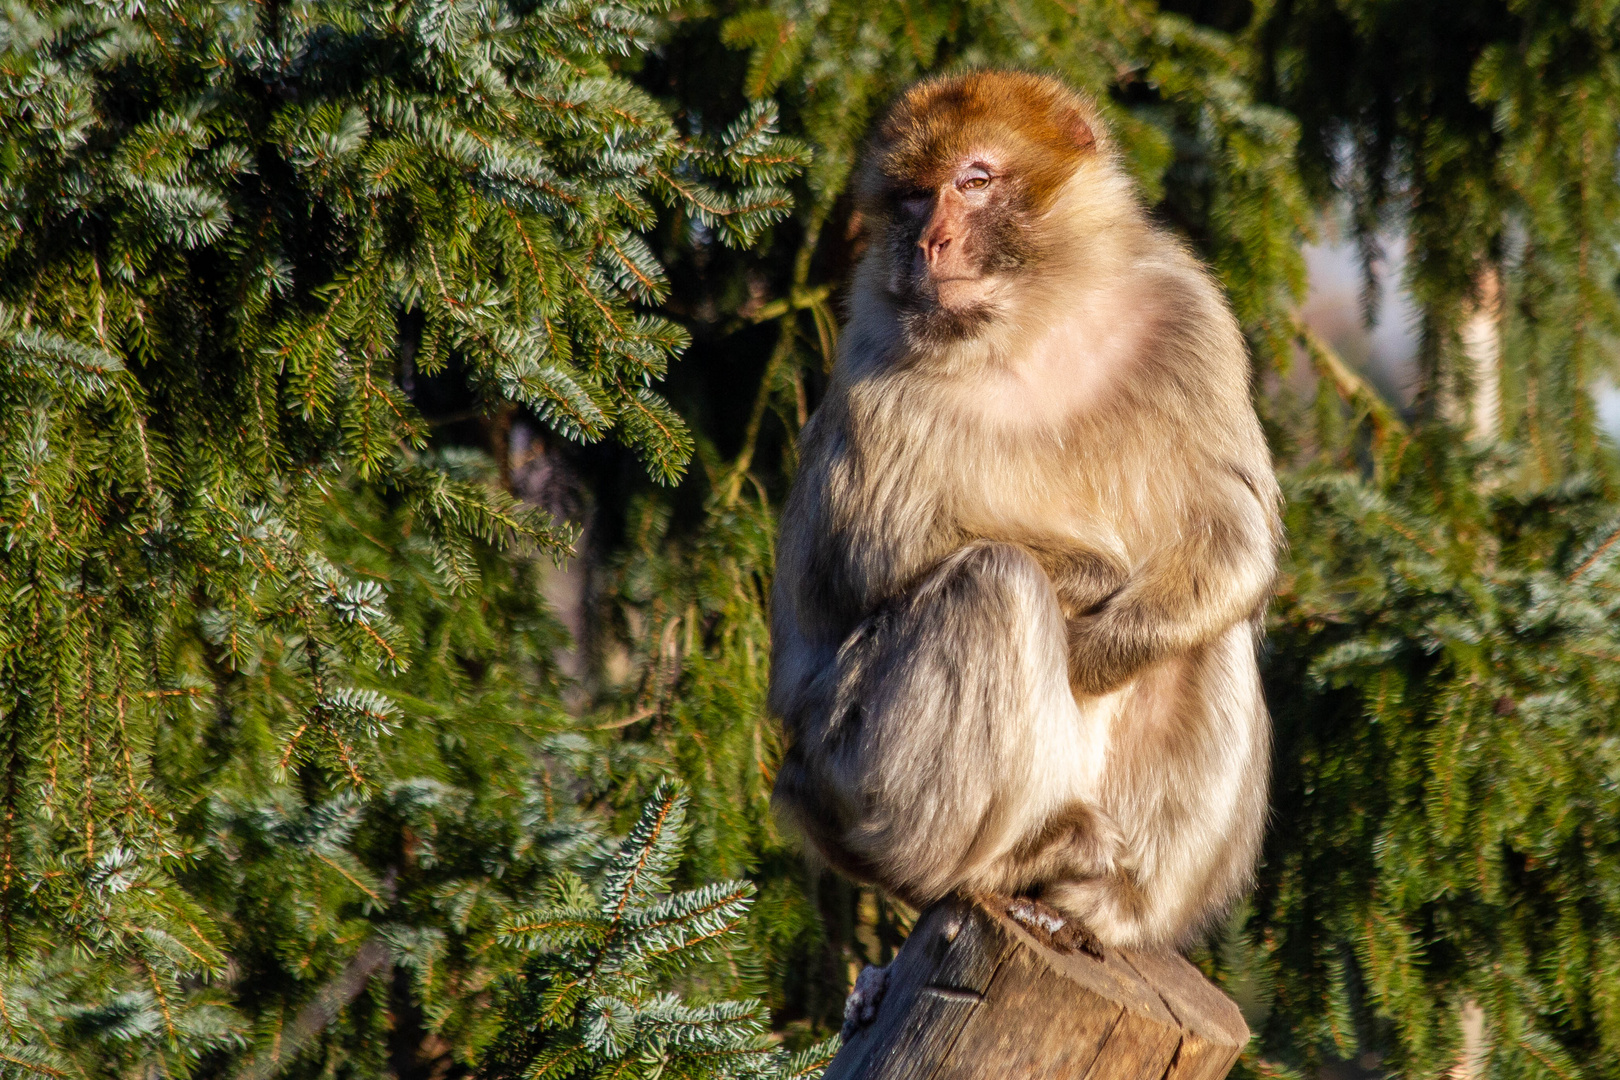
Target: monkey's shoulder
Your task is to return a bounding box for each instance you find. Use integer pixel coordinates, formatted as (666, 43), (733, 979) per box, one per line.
(1111, 257), (1246, 372)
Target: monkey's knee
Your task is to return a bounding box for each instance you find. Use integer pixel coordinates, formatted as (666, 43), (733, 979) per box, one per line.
(938, 540), (1048, 586)
(844, 540), (1064, 696)
(917, 541), (1060, 627)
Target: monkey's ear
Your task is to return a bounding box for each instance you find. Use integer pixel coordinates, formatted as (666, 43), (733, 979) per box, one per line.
(1065, 110), (1097, 154)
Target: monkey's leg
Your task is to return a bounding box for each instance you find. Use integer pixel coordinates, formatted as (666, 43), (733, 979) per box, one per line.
(811, 541), (1116, 908)
(1041, 623), (1270, 948)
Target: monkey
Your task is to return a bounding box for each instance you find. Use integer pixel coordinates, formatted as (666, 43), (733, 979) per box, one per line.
(767, 70), (1281, 951)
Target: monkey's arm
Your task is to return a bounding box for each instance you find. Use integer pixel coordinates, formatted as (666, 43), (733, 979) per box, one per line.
(766, 580), (839, 743)
(1027, 545), (1131, 621)
(1064, 462), (1277, 695)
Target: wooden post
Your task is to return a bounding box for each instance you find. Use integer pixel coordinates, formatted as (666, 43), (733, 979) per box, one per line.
(824, 894), (1249, 1080)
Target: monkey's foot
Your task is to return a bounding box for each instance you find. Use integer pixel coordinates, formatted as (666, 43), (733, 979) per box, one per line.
(841, 963), (889, 1041)
(1007, 896), (1104, 958)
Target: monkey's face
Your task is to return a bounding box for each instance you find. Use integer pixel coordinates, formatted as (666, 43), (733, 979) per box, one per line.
(859, 71), (1106, 347)
(883, 156), (1035, 340)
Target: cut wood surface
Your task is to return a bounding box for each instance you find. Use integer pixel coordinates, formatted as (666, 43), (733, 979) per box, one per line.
(824, 894), (1249, 1080)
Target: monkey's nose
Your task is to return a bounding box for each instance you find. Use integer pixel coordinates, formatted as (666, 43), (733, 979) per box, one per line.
(920, 233), (952, 267)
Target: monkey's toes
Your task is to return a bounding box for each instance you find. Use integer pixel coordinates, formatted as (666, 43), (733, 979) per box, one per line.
(1007, 896), (1104, 958)
(1052, 916), (1104, 958)
(840, 962), (889, 1041)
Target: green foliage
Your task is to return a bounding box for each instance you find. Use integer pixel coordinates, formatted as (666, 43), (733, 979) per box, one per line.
(1256, 442), (1620, 1077)
(586, 1), (1620, 1074)
(0, 458), (603, 1076)
(181, 466), (600, 1079)
(1231, 5), (1620, 1074)
(1255, 0), (1620, 465)
(480, 783), (838, 1079)
(591, 491), (844, 1017)
(0, 0), (803, 1073)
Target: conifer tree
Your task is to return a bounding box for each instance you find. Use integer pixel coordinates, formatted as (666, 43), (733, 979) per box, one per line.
(0, 0), (803, 1073)
(479, 783), (837, 1080)
(1240, 5), (1620, 1076)
(1253, 0), (1620, 468)
(4, 0), (1619, 1076)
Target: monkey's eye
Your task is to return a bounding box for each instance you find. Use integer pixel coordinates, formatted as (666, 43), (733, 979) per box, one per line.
(960, 175), (991, 191)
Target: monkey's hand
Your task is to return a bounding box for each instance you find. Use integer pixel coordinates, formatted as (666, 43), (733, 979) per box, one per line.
(1025, 543), (1129, 621)
(1065, 470), (1277, 695)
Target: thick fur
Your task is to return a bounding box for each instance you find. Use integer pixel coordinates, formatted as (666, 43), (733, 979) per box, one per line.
(769, 71), (1280, 949)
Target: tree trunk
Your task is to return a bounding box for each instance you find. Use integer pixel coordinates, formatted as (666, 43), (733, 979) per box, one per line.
(1451, 266), (1502, 440)
(825, 894), (1249, 1080)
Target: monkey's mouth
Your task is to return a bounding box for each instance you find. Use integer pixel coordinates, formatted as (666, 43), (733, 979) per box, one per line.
(900, 272), (998, 313)
(896, 284), (999, 344)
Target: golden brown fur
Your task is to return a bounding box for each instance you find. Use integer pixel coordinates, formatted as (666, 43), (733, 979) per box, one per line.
(769, 71), (1280, 948)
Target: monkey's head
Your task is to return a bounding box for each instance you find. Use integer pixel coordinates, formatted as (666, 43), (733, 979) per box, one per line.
(857, 71), (1113, 347)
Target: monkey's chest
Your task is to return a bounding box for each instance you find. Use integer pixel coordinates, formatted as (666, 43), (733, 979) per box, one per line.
(823, 423), (1116, 602)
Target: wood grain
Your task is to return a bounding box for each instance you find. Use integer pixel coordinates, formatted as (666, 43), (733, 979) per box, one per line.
(822, 895), (1249, 1080)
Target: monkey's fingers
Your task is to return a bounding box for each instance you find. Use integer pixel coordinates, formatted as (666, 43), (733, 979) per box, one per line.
(1051, 915), (1105, 959)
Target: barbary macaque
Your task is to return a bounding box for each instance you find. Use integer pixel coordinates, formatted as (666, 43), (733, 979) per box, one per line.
(768, 70), (1280, 949)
